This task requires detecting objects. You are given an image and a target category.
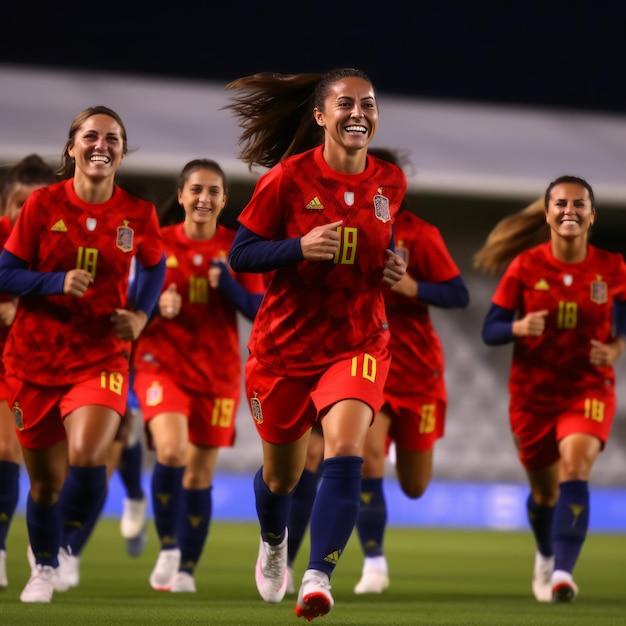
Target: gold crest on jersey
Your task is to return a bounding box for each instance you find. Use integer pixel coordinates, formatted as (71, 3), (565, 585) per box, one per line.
(13, 402), (24, 430)
(590, 277), (607, 304)
(373, 195), (390, 223)
(250, 392), (263, 424)
(116, 220), (134, 253)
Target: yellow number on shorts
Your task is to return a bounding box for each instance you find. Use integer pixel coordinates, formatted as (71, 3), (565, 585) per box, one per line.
(419, 404), (436, 434)
(350, 353), (377, 382)
(100, 371), (124, 396)
(212, 398), (235, 427)
(584, 398), (604, 422)
(76, 247), (98, 278)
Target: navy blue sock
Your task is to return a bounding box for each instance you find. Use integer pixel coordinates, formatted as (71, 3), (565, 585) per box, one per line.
(356, 477), (387, 558)
(287, 469), (320, 567)
(118, 442), (144, 500)
(27, 493), (61, 567)
(308, 456), (363, 578)
(151, 461), (184, 549)
(0, 460), (20, 550)
(526, 493), (554, 557)
(553, 480), (589, 574)
(254, 467), (292, 545)
(59, 465), (107, 556)
(178, 486), (212, 574)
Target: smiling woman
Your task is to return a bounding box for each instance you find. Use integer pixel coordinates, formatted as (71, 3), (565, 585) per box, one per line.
(0, 105), (166, 603)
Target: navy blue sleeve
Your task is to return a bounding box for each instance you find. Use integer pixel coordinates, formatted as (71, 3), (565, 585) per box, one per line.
(388, 227), (396, 252)
(228, 225), (304, 273)
(212, 260), (263, 321)
(482, 303), (515, 345)
(417, 276), (470, 309)
(0, 249), (65, 296)
(132, 254), (166, 317)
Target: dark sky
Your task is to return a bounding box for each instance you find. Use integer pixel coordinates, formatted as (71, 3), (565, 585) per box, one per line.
(2, 2), (624, 115)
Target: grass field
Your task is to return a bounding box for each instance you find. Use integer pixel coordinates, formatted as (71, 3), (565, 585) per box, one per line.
(1, 518), (624, 625)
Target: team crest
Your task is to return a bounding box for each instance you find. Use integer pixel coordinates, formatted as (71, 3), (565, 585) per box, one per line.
(373, 195), (390, 223)
(86, 217), (97, 231)
(193, 254), (203, 266)
(13, 402), (24, 430)
(344, 191), (355, 206)
(146, 381), (163, 407)
(590, 278), (607, 304)
(250, 392), (263, 424)
(116, 220), (134, 252)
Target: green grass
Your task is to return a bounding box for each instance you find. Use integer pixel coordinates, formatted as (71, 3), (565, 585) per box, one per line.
(1, 518), (625, 625)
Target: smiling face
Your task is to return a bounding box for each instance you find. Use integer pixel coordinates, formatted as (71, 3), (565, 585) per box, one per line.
(313, 76), (378, 156)
(546, 182), (595, 242)
(178, 167), (227, 237)
(67, 113), (125, 183)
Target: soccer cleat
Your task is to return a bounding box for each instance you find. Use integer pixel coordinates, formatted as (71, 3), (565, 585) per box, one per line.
(150, 548), (181, 591)
(26, 545), (71, 592)
(286, 565), (295, 595)
(531, 550), (554, 602)
(551, 569), (579, 603)
(125, 526), (148, 558)
(354, 568), (390, 594)
(255, 530), (288, 603)
(121, 497), (148, 540)
(0, 549), (7, 588)
(170, 571), (196, 593)
(295, 570), (334, 621)
(20, 564), (57, 603)
(58, 546), (80, 589)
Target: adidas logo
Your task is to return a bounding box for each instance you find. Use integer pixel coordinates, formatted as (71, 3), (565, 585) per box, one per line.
(306, 197), (324, 210)
(165, 255), (179, 268)
(534, 279), (549, 290)
(50, 219), (67, 232)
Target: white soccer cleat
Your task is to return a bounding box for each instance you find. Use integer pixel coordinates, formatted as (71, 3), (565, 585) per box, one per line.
(20, 564), (57, 603)
(551, 569), (579, 603)
(295, 569), (334, 621)
(58, 546), (80, 589)
(26, 545), (71, 592)
(170, 571), (196, 593)
(150, 548), (181, 591)
(0, 549), (7, 588)
(120, 497), (148, 539)
(254, 530), (288, 603)
(354, 556), (390, 594)
(531, 550), (554, 602)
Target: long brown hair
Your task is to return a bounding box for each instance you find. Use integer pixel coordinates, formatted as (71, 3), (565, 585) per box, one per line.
(223, 68), (373, 170)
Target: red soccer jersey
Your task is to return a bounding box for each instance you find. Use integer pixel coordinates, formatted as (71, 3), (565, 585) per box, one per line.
(238, 146), (406, 375)
(492, 242), (626, 411)
(3, 179), (163, 385)
(133, 223), (265, 395)
(384, 211), (462, 403)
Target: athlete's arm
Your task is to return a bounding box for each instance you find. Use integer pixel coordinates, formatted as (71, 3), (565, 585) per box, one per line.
(0, 249), (65, 296)
(228, 225), (303, 273)
(211, 259), (263, 321)
(417, 276), (470, 309)
(482, 303), (515, 345)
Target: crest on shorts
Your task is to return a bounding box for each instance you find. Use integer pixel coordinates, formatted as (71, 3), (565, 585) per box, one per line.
(13, 402), (23, 430)
(250, 391), (263, 424)
(373, 195), (390, 223)
(590, 277), (607, 304)
(116, 220), (134, 253)
(146, 381), (163, 407)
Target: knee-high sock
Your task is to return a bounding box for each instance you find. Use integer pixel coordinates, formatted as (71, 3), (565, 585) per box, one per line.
(553, 480), (589, 574)
(178, 486), (212, 574)
(118, 442), (144, 500)
(27, 493), (62, 567)
(254, 467), (292, 545)
(0, 461), (20, 550)
(526, 493), (555, 557)
(355, 477), (386, 558)
(307, 456), (363, 578)
(59, 465), (107, 556)
(151, 461), (184, 549)
(287, 469), (320, 567)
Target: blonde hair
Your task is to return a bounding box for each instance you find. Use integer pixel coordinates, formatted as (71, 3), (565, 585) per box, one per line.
(473, 198), (549, 275)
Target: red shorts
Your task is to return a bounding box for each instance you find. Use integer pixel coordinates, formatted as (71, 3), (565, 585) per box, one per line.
(510, 393), (616, 471)
(133, 370), (237, 448)
(245, 348), (391, 444)
(383, 396), (446, 453)
(8, 372), (129, 449)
